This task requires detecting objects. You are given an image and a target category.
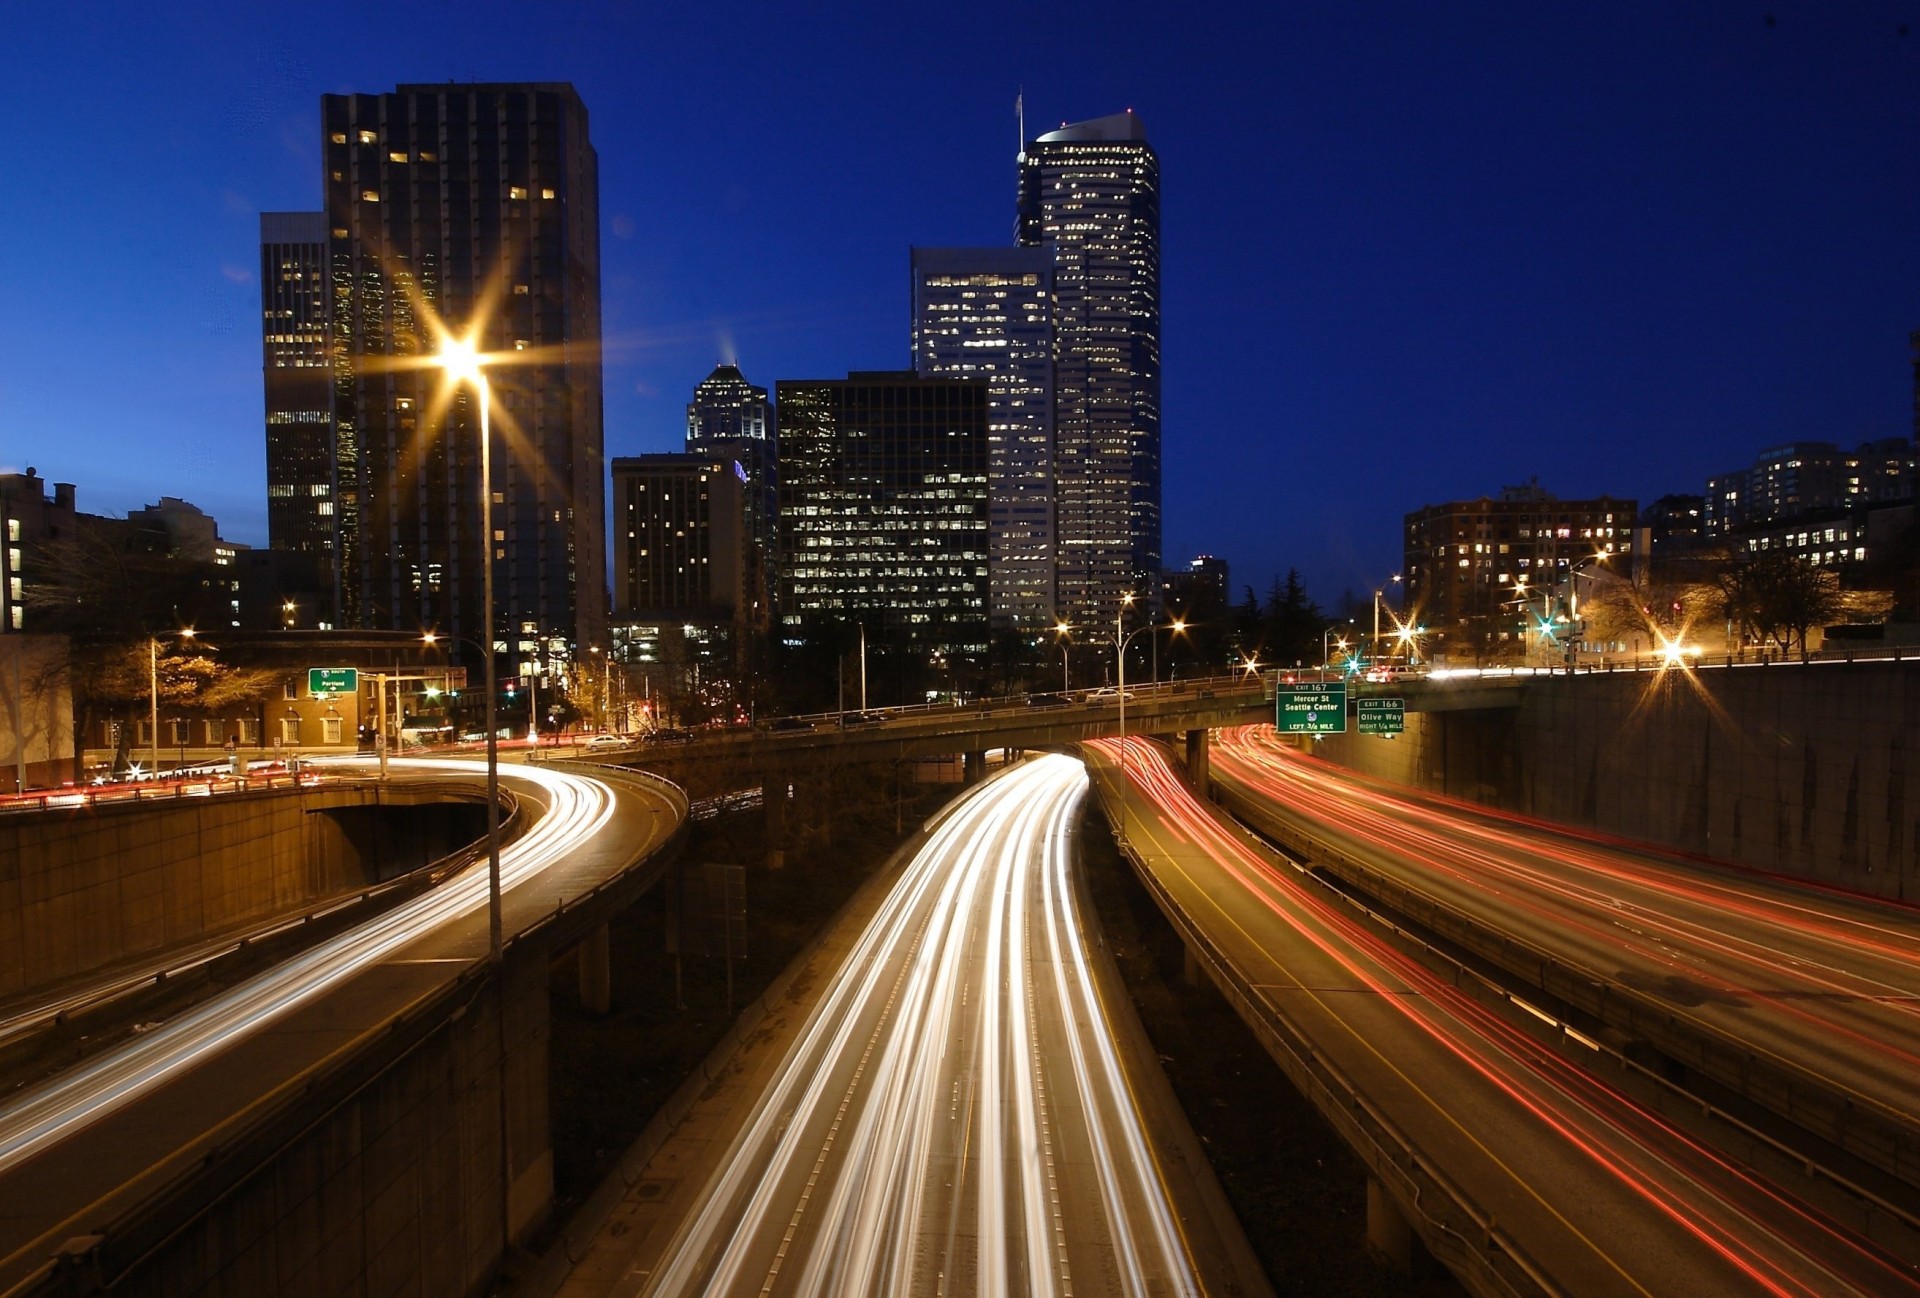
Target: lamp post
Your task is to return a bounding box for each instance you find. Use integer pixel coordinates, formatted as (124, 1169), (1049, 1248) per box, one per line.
(1321, 628), (1351, 674)
(1054, 620), (1072, 692)
(432, 338), (502, 965)
(1113, 600), (1185, 848)
(1563, 550), (1611, 665)
(148, 628), (194, 778)
(1371, 575), (1402, 671)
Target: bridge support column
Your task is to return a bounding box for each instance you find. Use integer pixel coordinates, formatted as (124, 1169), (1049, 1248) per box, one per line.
(577, 922), (611, 1016)
(764, 778), (788, 869)
(1182, 941), (1203, 988)
(1366, 1176), (1416, 1279)
(1184, 728), (1210, 793)
(964, 750), (986, 783)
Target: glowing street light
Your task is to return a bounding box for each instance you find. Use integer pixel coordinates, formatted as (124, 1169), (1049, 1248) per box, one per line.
(1053, 620), (1073, 692)
(430, 333), (504, 965)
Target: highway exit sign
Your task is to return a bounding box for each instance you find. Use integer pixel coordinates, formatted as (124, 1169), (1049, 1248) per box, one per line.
(1275, 682), (1347, 734)
(308, 667), (359, 696)
(1357, 697), (1405, 736)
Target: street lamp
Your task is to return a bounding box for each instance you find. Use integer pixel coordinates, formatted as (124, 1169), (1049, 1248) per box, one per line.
(1371, 575), (1402, 668)
(149, 628), (194, 779)
(1053, 620), (1072, 693)
(431, 334), (503, 966)
(1114, 603), (1186, 848)
(1321, 628), (1351, 673)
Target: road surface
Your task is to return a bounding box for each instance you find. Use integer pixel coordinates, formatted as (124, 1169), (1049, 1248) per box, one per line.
(637, 753), (1210, 1298)
(1096, 736), (1918, 1297)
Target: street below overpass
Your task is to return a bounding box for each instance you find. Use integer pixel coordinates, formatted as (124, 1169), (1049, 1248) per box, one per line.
(1210, 724), (1920, 1197)
(1093, 736), (1918, 1296)
(0, 757), (679, 1296)
(627, 753), (1253, 1298)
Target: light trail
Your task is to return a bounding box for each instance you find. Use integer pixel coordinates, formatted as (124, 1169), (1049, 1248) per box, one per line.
(0, 758), (620, 1174)
(641, 754), (1198, 1298)
(1100, 736), (1920, 1297)
(1210, 727), (1920, 1113)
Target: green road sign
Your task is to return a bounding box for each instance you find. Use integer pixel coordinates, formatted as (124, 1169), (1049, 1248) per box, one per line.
(308, 667), (359, 696)
(1357, 696), (1405, 736)
(1275, 681), (1347, 734)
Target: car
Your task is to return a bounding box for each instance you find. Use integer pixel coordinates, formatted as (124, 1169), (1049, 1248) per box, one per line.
(766, 716), (814, 732)
(643, 727), (692, 745)
(837, 710), (887, 728)
(1025, 692), (1072, 709)
(1084, 686), (1134, 702)
(585, 733), (631, 751)
(1363, 665), (1401, 683)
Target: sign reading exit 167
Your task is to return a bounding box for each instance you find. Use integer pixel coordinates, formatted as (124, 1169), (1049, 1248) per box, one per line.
(1275, 682), (1347, 733)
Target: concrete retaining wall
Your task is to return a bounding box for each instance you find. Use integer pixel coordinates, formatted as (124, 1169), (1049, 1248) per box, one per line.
(0, 786), (484, 1001)
(62, 951), (552, 1298)
(1313, 662), (1920, 900)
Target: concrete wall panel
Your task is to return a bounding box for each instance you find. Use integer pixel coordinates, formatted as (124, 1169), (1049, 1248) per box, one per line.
(1315, 663), (1920, 899)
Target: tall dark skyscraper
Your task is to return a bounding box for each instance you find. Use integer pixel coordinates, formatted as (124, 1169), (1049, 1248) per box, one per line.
(686, 363), (776, 616)
(317, 82), (605, 669)
(259, 212), (336, 601)
(775, 372), (989, 657)
(1017, 110), (1161, 628)
(910, 246), (1056, 631)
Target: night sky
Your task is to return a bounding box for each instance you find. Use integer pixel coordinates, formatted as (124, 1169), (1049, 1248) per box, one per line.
(2, 2), (1915, 609)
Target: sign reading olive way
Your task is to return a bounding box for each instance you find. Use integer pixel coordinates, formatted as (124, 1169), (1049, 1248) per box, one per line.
(1357, 696), (1405, 736)
(1275, 681), (1347, 734)
(308, 667), (359, 696)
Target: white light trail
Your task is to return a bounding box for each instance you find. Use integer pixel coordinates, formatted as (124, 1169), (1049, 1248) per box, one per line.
(0, 758), (619, 1172)
(643, 753), (1198, 1298)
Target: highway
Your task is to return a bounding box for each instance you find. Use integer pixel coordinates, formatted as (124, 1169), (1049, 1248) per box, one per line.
(0, 756), (680, 1292)
(638, 754), (1208, 1298)
(1210, 725), (1920, 1187)
(1095, 736), (1920, 1297)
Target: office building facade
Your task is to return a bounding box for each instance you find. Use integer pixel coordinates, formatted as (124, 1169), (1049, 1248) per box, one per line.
(1705, 440), (1915, 536)
(317, 82), (606, 671)
(1017, 110), (1161, 628)
(611, 452), (751, 621)
(774, 372), (989, 656)
(259, 212), (337, 602)
(685, 363), (776, 618)
(910, 246), (1056, 631)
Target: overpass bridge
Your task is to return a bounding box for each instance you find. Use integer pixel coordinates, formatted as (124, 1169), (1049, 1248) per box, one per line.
(0, 758), (686, 1298)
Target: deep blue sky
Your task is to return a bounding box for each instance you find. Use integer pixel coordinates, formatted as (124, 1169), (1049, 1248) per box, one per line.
(2, 2), (1915, 608)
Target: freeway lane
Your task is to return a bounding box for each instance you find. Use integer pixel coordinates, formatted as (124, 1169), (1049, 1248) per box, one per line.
(1095, 737), (1919, 1297)
(0, 757), (680, 1293)
(1211, 725), (1920, 1187)
(638, 754), (1215, 1298)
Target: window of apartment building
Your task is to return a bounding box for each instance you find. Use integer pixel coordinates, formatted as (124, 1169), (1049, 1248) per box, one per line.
(281, 716), (301, 745)
(323, 716), (344, 745)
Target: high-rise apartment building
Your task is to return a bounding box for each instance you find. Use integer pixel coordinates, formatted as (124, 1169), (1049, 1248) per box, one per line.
(685, 363), (776, 617)
(316, 82), (605, 669)
(910, 246), (1055, 630)
(1705, 439), (1915, 535)
(1017, 110), (1161, 628)
(774, 372), (989, 656)
(259, 212), (336, 602)
(611, 452), (751, 621)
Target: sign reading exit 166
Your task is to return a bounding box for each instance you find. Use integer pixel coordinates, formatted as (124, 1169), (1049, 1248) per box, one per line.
(1275, 681), (1347, 734)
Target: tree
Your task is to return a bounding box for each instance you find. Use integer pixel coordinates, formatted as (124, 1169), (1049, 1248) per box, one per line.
(1715, 553), (1853, 656)
(1262, 569), (1323, 667)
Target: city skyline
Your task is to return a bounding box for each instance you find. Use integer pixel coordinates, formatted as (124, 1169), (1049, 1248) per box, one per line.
(3, 4), (1917, 607)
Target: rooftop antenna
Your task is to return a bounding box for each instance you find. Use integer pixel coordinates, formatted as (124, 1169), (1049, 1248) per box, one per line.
(1016, 87), (1025, 161)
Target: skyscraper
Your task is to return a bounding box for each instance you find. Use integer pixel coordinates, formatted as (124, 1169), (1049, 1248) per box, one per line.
(775, 372), (989, 657)
(910, 246), (1055, 630)
(259, 212), (336, 601)
(611, 452), (751, 620)
(317, 82), (605, 669)
(686, 363), (776, 618)
(1017, 110), (1161, 628)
